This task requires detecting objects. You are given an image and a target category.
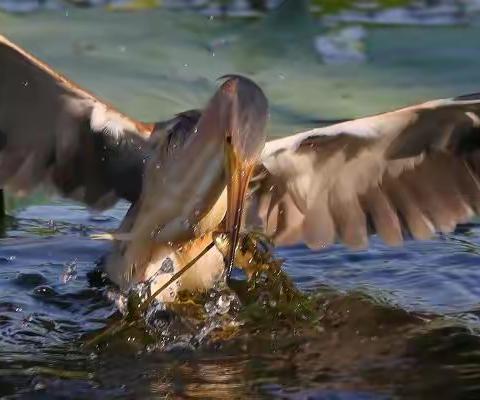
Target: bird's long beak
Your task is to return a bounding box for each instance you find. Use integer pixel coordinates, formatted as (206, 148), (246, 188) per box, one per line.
(224, 141), (255, 275)
(213, 75), (268, 277)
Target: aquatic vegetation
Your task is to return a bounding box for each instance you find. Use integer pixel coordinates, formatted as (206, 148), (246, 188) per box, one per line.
(85, 231), (320, 350)
(214, 231), (322, 328)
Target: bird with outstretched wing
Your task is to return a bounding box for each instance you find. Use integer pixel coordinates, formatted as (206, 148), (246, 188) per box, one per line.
(1, 35), (480, 301)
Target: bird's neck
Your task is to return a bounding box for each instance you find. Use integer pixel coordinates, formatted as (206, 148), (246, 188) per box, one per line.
(179, 128), (227, 229)
(137, 122), (227, 245)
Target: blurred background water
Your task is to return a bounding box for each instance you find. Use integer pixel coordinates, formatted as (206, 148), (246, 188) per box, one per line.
(2, 1), (480, 398)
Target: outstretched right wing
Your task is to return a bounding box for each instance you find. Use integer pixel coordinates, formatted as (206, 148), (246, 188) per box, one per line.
(248, 94), (480, 249)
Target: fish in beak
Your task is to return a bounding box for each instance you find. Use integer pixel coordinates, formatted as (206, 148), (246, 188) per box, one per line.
(219, 75), (268, 277)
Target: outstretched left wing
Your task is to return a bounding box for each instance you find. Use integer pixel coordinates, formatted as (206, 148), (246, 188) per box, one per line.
(0, 35), (154, 209)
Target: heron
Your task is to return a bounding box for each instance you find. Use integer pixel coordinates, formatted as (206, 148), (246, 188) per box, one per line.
(2, 35), (480, 302)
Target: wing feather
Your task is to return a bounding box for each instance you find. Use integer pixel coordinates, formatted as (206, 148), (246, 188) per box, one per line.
(0, 35), (153, 208)
(249, 95), (480, 248)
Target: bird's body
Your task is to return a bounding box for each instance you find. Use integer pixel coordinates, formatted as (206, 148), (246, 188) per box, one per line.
(97, 74), (269, 299)
(3, 34), (480, 303)
(142, 233), (224, 301)
(106, 188), (228, 301)
(102, 111), (228, 296)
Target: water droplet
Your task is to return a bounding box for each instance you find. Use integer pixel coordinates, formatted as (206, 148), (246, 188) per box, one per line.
(159, 257), (174, 274)
(146, 344), (157, 353)
(195, 320), (220, 343)
(26, 314), (33, 322)
(115, 293), (128, 315)
(145, 301), (170, 333)
(34, 382), (46, 391)
(61, 261), (77, 284)
(204, 301), (214, 314)
(33, 285), (58, 298)
(205, 292), (238, 316)
(192, 223), (200, 236)
(217, 294), (232, 314)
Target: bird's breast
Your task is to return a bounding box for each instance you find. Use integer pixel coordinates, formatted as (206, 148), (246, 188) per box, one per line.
(144, 232), (225, 302)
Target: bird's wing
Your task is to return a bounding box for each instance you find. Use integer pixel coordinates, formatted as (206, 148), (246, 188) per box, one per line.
(247, 94), (480, 249)
(0, 35), (154, 209)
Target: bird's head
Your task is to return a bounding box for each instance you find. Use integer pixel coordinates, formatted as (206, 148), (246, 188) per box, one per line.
(199, 75), (268, 274)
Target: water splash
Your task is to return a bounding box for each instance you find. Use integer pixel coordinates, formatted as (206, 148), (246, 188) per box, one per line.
(204, 288), (240, 317)
(60, 261), (78, 284)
